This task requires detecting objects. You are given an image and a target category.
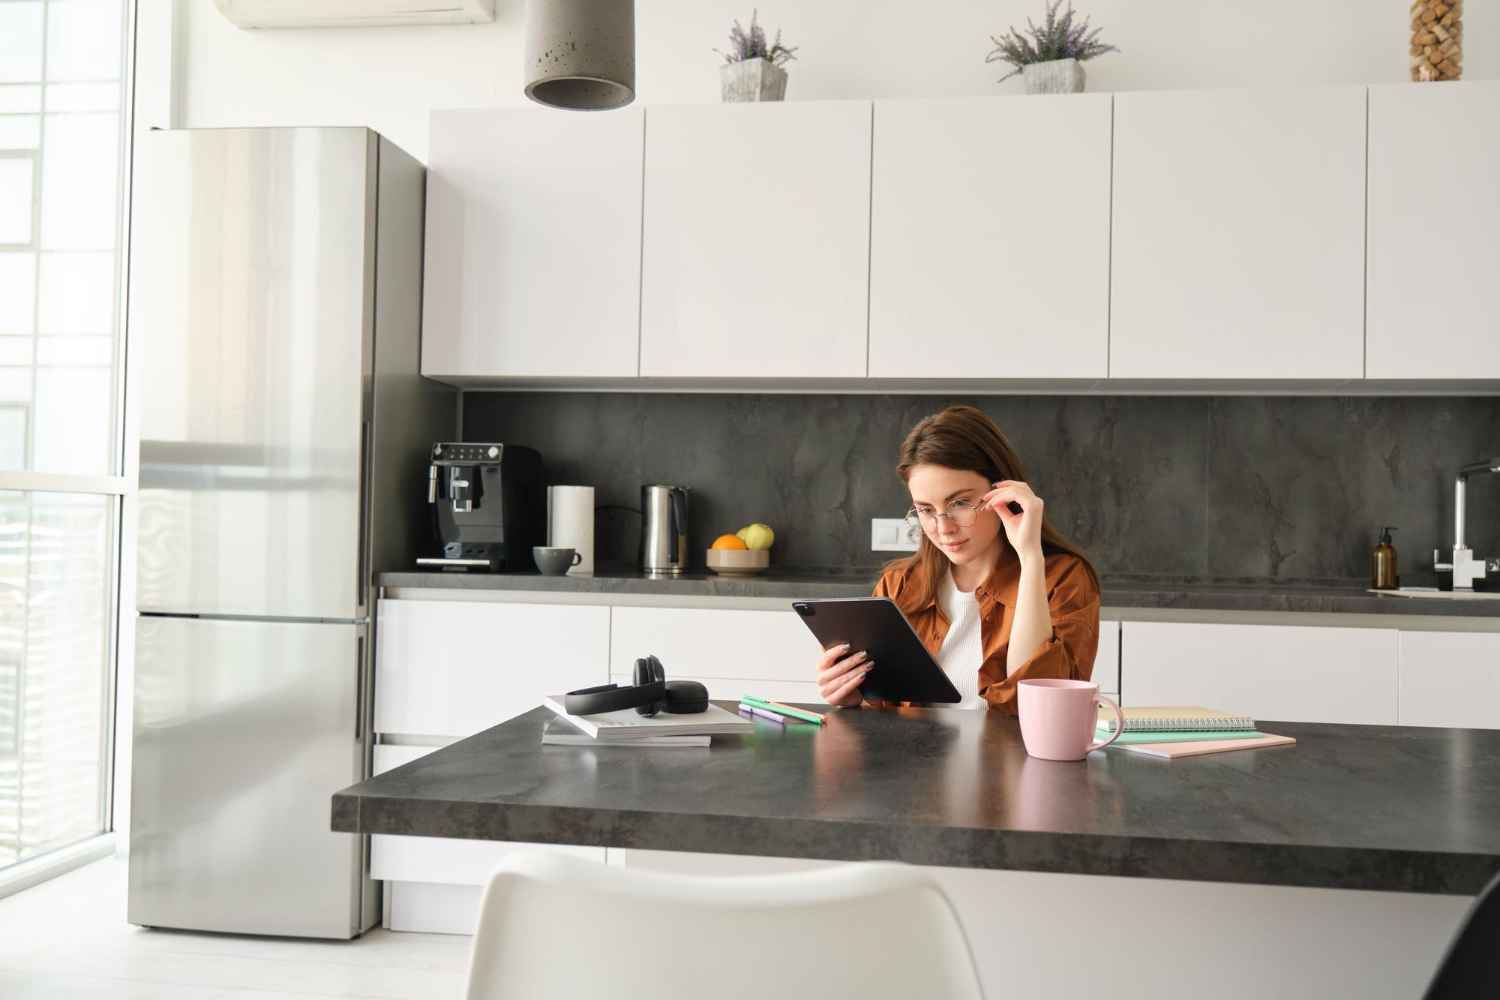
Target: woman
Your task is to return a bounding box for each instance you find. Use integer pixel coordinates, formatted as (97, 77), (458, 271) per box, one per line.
(816, 405), (1101, 713)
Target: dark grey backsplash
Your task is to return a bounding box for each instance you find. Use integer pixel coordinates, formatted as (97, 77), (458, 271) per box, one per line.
(463, 393), (1500, 584)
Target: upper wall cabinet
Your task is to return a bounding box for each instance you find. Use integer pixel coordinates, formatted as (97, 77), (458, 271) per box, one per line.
(639, 102), (872, 378)
(869, 95), (1111, 379)
(1110, 88), (1366, 380)
(421, 108), (644, 380)
(1367, 82), (1500, 380)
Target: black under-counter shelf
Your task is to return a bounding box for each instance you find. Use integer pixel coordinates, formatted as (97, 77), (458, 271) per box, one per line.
(333, 706), (1500, 895)
(378, 568), (1500, 618)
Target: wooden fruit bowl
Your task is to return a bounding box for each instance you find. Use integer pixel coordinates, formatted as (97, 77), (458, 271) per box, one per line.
(705, 548), (770, 575)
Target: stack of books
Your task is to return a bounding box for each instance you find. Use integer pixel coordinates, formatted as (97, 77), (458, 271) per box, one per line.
(540, 694), (754, 748)
(1097, 706), (1296, 759)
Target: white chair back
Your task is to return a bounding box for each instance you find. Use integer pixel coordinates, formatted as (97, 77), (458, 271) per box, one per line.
(463, 850), (984, 1000)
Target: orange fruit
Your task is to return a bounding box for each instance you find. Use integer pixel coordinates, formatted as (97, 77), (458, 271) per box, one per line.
(711, 534), (748, 550)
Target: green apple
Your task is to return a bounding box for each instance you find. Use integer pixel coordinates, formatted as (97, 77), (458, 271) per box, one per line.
(736, 523), (775, 551)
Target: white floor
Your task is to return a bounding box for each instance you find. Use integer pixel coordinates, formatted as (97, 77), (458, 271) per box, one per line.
(0, 856), (471, 999)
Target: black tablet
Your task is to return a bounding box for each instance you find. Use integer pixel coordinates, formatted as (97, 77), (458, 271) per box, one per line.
(791, 597), (962, 704)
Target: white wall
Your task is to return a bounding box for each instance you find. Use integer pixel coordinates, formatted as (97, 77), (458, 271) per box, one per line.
(172, 0), (1500, 162)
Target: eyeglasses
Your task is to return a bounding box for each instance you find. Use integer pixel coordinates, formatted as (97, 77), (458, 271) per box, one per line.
(905, 498), (982, 532)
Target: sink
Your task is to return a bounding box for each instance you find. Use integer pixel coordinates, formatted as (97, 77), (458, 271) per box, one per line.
(1369, 587), (1500, 601)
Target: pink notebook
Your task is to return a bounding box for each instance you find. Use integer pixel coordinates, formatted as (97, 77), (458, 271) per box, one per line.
(1111, 732), (1296, 759)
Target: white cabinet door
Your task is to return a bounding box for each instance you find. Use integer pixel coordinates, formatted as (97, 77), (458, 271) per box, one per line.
(369, 745), (603, 886)
(1397, 631), (1500, 728)
(639, 102), (872, 378)
(869, 95), (1111, 379)
(421, 108), (644, 379)
(1110, 88), (1366, 380)
(609, 606), (825, 701)
(374, 599), (609, 737)
(1367, 82), (1500, 379)
(1093, 619), (1120, 695)
(1120, 621), (1397, 724)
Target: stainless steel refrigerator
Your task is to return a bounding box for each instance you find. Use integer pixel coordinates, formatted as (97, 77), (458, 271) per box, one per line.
(129, 127), (453, 938)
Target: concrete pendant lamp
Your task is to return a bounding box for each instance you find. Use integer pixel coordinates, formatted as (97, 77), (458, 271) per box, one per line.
(524, 0), (635, 110)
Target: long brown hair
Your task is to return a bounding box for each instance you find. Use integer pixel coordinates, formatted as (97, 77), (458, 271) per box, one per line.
(884, 405), (1099, 615)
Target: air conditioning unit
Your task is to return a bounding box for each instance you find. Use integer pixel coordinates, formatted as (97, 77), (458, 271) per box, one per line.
(214, 0), (496, 28)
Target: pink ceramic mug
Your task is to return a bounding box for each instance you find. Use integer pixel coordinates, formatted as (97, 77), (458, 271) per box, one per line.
(1017, 679), (1125, 761)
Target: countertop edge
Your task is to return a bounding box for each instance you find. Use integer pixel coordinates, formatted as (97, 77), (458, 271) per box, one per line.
(377, 572), (1500, 622)
(329, 793), (1493, 895)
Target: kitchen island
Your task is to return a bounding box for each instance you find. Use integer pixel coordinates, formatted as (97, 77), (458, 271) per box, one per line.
(334, 704), (1498, 894)
(358, 562), (1500, 998)
(335, 705), (1493, 998)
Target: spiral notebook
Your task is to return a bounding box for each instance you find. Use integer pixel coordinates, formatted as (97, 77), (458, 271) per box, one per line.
(1097, 705), (1256, 734)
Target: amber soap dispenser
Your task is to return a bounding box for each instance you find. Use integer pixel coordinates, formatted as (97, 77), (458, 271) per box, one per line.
(1371, 526), (1399, 590)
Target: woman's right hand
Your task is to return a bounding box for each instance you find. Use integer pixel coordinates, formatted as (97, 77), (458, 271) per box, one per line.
(816, 643), (872, 707)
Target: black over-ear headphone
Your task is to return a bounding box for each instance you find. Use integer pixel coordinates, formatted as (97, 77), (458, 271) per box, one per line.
(563, 654), (709, 717)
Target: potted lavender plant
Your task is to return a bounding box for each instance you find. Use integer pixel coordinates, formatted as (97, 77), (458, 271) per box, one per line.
(714, 10), (797, 102)
(987, 1), (1118, 95)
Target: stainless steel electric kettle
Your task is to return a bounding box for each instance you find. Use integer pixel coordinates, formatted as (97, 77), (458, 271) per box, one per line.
(640, 484), (689, 575)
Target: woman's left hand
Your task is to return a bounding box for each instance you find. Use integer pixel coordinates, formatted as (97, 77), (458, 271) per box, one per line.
(981, 480), (1045, 564)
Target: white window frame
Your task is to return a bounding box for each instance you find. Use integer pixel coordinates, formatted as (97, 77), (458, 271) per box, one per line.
(0, 0), (151, 897)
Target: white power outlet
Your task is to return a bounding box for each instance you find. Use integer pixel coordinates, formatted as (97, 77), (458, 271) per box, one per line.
(871, 517), (918, 552)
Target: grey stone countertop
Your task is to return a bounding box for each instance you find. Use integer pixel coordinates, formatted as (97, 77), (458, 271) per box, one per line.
(332, 705), (1500, 895)
(378, 567), (1500, 618)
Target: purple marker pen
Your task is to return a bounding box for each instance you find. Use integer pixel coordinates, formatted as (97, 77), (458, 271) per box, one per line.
(738, 703), (786, 725)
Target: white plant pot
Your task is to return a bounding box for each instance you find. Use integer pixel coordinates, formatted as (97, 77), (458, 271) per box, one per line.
(1022, 58), (1086, 95)
(720, 58), (788, 102)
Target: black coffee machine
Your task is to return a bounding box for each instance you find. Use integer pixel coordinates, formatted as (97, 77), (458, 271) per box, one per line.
(418, 442), (544, 572)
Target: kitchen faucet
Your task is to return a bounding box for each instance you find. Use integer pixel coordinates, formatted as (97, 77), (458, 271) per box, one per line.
(1433, 457), (1500, 590)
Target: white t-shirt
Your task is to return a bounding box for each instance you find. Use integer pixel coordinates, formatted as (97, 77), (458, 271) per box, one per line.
(936, 570), (988, 710)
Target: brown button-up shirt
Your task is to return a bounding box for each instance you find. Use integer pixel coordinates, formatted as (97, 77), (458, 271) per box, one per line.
(871, 551), (1101, 714)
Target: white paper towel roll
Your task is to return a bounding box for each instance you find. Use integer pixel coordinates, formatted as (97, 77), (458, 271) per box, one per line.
(546, 485), (595, 576)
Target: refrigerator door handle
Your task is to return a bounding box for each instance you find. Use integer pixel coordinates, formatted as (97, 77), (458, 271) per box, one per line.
(357, 418), (371, 610)
(355, 633), (366, 741)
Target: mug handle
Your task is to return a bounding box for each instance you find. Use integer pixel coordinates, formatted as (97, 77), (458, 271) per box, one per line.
(1085, 694), (1126, 754)
(570, 551), (583, 567)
